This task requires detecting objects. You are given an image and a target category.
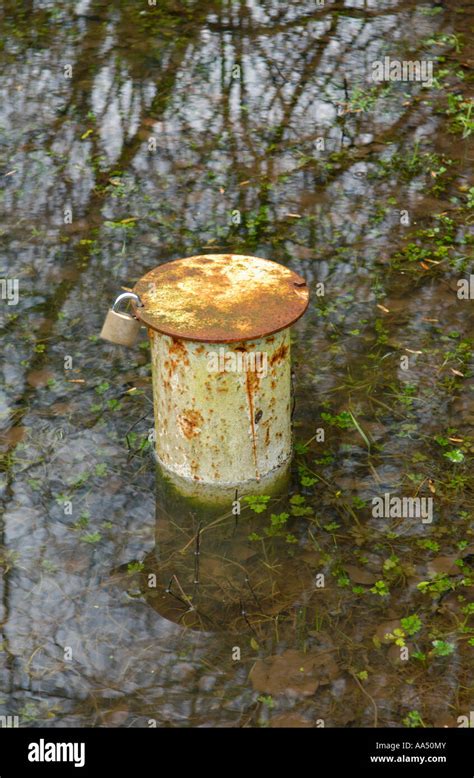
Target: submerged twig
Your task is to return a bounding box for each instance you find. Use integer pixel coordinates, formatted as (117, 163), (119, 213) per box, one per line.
(350, 671), (378, 727)
(173, 574), (194, 610)
(193, 521), (202, 588)
(245, 575), (262, 610)
(239, 598), (259, 638)
(165, 575), (195, 612)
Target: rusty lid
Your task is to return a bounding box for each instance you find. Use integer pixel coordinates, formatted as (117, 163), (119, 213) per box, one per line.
(133, 254), (309, 343)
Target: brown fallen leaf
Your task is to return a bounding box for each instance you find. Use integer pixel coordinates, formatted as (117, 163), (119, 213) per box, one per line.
(249, 649), (338, 696)
(432, 714), (458, 728)
(345, 565), (377, 585)
(300, 550), (322, 567)
(0, 426), (26, 445)
(100, 708), (129, 727)
(271, 713), (313, 728)
(50, 402), (74, 415)
(27, 369), (54, 388)
(427, 556), (460, 577)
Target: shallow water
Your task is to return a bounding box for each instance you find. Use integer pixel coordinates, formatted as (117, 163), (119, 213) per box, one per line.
(0, 0), (473, 727)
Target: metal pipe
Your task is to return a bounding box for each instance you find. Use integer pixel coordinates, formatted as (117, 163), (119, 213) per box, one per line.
(133, 254), (309, 489)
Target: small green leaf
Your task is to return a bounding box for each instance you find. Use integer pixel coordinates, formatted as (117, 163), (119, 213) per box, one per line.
(244, 495), (271, 514)
(290, 494), (306, 505)
(444, 449), (464, 463)
(300, 475), (318, 487)
(431, 639), (455, 656)
(400, 614), (422, 636)
(80, 532), (102, 544)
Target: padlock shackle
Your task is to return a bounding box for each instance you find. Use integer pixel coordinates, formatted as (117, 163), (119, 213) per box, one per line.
(112, 292), (143, 313)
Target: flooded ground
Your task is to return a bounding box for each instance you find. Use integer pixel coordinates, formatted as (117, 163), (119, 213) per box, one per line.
(0, 0), (473, 728)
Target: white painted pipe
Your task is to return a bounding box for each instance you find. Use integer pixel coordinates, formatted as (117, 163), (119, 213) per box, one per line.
(150, 328), (291, 486)
(133, 254), (309, 489)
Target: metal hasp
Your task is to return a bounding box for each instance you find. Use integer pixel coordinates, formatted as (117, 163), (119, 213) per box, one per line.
(133, 254), (309, 488)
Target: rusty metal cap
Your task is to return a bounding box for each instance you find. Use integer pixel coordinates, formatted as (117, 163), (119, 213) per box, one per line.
(132, 254), (309, 343)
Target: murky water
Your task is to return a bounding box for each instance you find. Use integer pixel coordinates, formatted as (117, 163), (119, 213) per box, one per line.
(0, 0), (473, 728)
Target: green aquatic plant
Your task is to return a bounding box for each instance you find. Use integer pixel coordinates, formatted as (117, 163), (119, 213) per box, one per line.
(80, 532), (102, 544)
(431, 640), (455, 657)
(403, 710), (425, 728)
(385, 628), (406, 647)
(446, 95), (473, 138)
(320, 410), (354, 429)
(444, 449), (465, 463)
(400, 614), (422, 636)
(249, 513), (297, 544)
(289, 494), (313, 517)
(127, 561), (145, 575)
(370, 580), (390, 596)
(244, 495), (270, 514)
(417, 575), (455, 596)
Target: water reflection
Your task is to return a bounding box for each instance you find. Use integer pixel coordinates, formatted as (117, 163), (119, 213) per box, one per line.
(0, 0), (473, 727)
(141, 465), (303, 633)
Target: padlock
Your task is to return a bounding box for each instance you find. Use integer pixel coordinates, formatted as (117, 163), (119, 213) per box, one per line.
(100, 292), (143, 347)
